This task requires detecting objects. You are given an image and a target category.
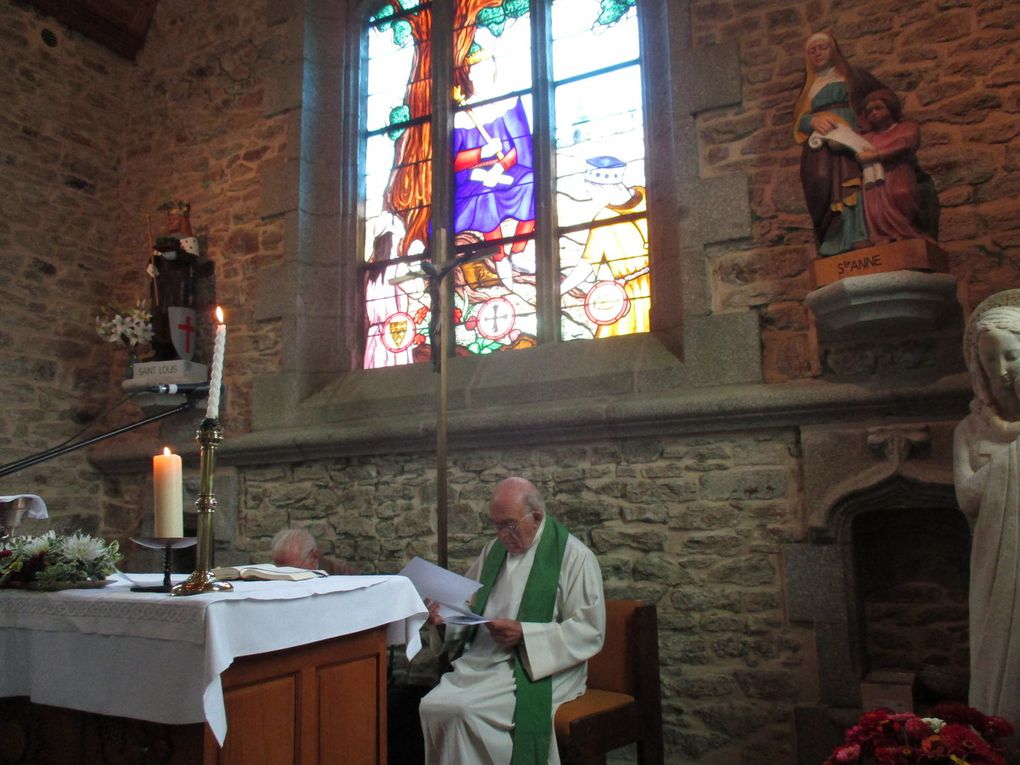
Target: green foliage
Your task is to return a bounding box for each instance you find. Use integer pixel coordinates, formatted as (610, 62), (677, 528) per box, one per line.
(371, 2), (413, 48)
(506, 0), (529, 18)
(391, 19), (412, 47)
(375, 0), (634, 50)
(595, 0), (636, 27)
(388, 105), (411, 141)
(476, 0), (529, 38)
(476, 6), (507, 37)
(0, 531), (121, 587)
(369, 3), (395, 23)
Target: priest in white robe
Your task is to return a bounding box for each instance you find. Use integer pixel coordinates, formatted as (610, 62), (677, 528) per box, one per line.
(419, 476), (605, 765)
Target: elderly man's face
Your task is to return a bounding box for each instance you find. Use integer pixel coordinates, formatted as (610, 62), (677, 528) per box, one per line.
(488, 488), (540, 556)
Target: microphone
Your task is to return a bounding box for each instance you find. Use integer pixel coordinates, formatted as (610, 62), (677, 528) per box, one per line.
(143, 382), (211, 395)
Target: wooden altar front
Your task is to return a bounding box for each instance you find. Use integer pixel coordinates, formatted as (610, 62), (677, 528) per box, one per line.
(0, 575), (424, 765)
(1, 626), (387, 764)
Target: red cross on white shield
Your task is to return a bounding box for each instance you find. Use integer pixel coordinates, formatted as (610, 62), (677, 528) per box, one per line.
(168, 307), (197, 361)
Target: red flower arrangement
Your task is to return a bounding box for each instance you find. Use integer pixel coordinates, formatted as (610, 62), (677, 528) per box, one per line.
(825, 704), (1014, 765)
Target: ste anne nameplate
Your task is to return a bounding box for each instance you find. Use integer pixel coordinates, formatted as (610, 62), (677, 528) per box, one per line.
(810, 239), (948, 288)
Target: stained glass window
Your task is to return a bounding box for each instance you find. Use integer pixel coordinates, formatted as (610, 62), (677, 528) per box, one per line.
(362, 0), (647, 369)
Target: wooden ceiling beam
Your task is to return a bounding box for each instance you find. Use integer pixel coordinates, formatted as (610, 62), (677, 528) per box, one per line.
(20, 0), (158, 60)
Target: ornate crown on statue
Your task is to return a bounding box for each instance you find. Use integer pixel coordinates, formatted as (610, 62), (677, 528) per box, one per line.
(163, 200), (191, 217)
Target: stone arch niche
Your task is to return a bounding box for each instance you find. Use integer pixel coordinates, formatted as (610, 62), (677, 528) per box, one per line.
(854, 501), (970, 700)
(785, 422), (969, 763)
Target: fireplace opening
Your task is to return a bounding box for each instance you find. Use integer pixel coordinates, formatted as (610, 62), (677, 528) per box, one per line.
(853, 506), (971, 706)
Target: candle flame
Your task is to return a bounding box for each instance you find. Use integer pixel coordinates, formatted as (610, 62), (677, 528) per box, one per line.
(163, 447), (172, 456)
(215, 306), (224, 323)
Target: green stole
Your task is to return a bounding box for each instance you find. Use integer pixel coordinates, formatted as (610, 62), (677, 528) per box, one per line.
(470, 516), (568, 765)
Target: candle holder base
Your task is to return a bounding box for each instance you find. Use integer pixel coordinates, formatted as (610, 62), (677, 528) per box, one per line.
(172, 569), (233, 596)
(174, 416), (226, 597)
(130, 536), (197, 593)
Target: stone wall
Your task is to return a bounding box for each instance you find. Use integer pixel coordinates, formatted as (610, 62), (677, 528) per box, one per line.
(0, 1), (133, 528)
(211, 430), (811, 762)
(1, 0), (287, 506)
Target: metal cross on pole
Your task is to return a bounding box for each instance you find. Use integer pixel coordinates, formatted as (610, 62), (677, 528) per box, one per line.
(393, 232), (500, 569)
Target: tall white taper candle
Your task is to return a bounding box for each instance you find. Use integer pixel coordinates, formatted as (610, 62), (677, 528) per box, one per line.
(206, 306), (226, 420)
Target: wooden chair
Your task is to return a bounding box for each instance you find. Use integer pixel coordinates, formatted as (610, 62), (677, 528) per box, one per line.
(554, 600), (664, 765)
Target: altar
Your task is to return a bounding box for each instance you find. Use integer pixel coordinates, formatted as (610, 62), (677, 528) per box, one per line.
(0, 573), (428, 764)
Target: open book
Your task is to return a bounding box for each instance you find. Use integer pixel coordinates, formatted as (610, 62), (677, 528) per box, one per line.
(210, 564), (327, 582)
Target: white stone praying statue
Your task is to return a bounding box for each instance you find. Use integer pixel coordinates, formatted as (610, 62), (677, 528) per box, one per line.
(953, 289), (1020, 727)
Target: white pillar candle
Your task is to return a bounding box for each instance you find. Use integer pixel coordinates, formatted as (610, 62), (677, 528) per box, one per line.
(206, 306), (226, 420)
(153, 447), (183, 537)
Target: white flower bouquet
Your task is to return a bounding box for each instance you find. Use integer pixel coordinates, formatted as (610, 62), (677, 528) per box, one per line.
(0, 531), (121, 588)
(95, 300), (154, 349)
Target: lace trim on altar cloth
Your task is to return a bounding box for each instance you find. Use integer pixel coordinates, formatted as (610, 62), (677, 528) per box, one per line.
(0, 574), (392, 645)
(0, 589), (208, 643)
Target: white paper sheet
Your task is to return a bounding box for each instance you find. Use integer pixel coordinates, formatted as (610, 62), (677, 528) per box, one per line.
(437, 601), (491, 625)
(398, 556), (488, 623)
(808, 124), (884, 186)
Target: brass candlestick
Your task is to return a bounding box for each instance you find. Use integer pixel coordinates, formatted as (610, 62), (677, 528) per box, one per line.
(172, 418), (232, 596)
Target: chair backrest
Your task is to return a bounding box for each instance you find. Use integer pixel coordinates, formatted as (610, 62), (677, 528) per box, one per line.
(565, 599), (664, 764)
(587, 599), (643, 696)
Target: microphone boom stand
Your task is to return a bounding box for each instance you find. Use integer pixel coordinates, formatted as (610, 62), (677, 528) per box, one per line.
(0, 399), (196, 478)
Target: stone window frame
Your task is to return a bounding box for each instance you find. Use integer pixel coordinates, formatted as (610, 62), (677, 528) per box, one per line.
(251, 0), (759, 437)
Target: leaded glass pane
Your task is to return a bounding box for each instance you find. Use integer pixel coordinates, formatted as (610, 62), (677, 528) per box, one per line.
(449, 10), (534, 356)
(364, 246), (431, 369)
(551, 0), (639, 82)
(559, 208), (650, 341)
(454, 15), (533, 99)
(452, 237), (538, 355)
(366, 21), (421, 133)
(452, 93), (536, 244)
(554, 70), (648, 338)
(363, 3), (434, 369)
(554, 65), (645, 228)
(364, 141), (434, 243)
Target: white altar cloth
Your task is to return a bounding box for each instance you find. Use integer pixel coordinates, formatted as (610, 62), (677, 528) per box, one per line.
(0, 574), (427, 745)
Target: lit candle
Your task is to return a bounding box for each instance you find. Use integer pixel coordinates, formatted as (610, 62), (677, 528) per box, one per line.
(153, 447), (183, 537)
(206, 306), (226, 420)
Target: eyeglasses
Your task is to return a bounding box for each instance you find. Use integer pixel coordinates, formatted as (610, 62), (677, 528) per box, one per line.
(490, 509), (534, 534)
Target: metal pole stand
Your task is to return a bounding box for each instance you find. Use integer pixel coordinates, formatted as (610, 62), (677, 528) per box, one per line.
(172, 418), (232, 596)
